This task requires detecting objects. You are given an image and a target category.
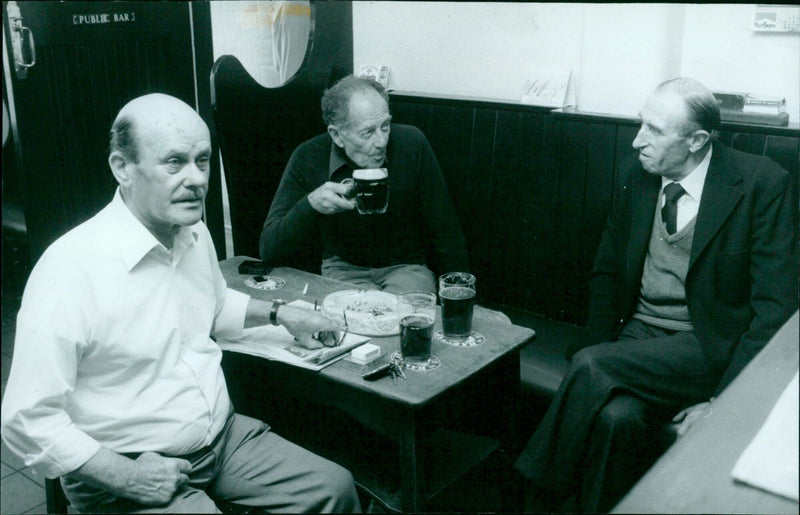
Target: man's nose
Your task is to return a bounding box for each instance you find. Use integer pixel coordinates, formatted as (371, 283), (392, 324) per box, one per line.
(183, 162), (208, 188)
(372, 129), (389, 149)
(632, 127), (646, 149)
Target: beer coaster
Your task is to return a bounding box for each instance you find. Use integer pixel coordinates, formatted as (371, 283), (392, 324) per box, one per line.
(390, 351), (441, 372)
(434, 331), (485, 347)
(244, 276), (286, 291)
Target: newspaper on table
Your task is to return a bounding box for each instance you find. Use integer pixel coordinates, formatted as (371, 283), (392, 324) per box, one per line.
(218, 300), (371, 371)
(731, 370), (799, 501)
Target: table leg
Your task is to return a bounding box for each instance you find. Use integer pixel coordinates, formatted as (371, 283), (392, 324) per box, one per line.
(398, 410), (425, 511)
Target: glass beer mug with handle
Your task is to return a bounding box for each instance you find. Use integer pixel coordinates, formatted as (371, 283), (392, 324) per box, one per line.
(341, 168), (389, 214)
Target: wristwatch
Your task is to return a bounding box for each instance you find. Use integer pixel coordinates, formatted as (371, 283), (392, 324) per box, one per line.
(269, 300), (286, 326)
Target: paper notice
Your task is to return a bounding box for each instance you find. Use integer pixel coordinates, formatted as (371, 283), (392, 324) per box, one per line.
(731, 371), (799, 501)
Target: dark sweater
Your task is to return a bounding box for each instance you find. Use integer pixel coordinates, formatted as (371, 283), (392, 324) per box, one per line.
(260, 124), (469, 274)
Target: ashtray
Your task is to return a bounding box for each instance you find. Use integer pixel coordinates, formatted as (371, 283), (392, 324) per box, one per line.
(244, 276), (286, 291)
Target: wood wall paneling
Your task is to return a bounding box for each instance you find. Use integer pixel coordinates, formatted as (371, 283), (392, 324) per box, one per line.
(552, 119), (589, 320)
(577, 122), (618, 318)
(465, 108), (499, 298)
(491, 110), (528, 308)
(518, 112), (556, 312)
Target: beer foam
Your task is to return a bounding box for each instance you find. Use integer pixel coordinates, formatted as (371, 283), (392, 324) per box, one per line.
(353, 168), (387, 180)
(440, 286), (476, 300)
(400, 314), (435, 327)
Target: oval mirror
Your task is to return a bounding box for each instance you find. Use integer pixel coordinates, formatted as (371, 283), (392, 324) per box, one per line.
(210, 1), (314, 88)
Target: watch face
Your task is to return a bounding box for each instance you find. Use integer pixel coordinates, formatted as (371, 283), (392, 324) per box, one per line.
(244, 276), (286, 290)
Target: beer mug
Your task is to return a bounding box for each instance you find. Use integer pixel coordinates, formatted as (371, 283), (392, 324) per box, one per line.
(439, 272), (476, 340)
(342, 168), (389, 214)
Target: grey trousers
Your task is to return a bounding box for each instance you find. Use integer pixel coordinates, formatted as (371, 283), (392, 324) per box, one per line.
(321, 255), (436, 294)
(62, 413), (361, 513)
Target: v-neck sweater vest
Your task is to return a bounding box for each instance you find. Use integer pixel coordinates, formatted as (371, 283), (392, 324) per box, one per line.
(633, 195), (696, 332)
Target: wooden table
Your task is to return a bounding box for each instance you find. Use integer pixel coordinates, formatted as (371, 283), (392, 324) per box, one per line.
(219, 257), (536, 512)
(613, 311), (799, 514)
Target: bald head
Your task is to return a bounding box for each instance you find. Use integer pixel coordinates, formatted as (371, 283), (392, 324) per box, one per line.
(107, 93), (212, 247)
(109, 94), (207, 163)
(654, 77), (720, 136)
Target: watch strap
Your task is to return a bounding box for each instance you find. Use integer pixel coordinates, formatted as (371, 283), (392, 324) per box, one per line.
(269, 300), (285, 326)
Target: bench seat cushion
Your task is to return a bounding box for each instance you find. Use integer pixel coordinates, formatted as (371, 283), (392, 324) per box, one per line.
(517, 316), (585, 397)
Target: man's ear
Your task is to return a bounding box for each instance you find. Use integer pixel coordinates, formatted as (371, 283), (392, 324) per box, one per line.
(688, 129), (711, 153)
(327, 124), (344, 149)
(109, 151), (132, 186)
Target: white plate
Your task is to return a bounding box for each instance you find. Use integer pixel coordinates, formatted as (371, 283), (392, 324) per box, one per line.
(322, 289), (400, 336)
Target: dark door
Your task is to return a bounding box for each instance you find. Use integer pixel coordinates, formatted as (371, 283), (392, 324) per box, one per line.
(3, 1), (198, 263)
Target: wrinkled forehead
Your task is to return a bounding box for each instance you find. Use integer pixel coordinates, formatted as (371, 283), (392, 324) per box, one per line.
(138, 121), (209, 160)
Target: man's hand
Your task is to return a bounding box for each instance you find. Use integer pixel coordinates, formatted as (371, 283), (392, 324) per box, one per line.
(67, 447), (191, 507)
(278, 304), (343, 349)
(124, 452), (192, 505)
(671, 401), (712, 436)
(308, 182), (356, 214)
(244, 299), (343, 349)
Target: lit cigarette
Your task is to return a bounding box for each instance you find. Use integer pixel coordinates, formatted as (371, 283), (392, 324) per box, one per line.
(302, 283), (309, 295)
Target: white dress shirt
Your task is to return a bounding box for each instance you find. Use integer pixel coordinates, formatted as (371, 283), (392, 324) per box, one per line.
(661, 145), (712, 232)
(1, 189), (250, 478)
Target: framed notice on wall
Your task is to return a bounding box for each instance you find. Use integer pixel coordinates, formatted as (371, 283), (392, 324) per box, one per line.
(521, 69), (574, 108)
(751, 4), (800, 33)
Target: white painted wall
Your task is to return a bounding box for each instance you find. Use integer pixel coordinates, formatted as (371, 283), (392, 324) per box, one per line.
(681, 4), (799, 119)
(353, 2), (800, 121)
(354, 2), (584, 102)
(578, 4), (685, 115)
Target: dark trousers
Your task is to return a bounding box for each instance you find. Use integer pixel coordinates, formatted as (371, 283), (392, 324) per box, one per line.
(514, 319), (720, 513)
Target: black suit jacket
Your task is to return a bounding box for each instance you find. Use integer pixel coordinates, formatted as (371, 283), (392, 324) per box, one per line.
(584, 142), (797, 395)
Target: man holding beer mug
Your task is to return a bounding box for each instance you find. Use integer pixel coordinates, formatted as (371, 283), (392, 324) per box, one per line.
(261, 75), (468, 294)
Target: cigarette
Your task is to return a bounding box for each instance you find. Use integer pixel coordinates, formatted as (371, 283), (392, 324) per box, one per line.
(302, 283), (309, 295)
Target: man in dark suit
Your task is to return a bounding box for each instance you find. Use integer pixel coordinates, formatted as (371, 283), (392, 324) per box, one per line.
(514, 77), (798, 513)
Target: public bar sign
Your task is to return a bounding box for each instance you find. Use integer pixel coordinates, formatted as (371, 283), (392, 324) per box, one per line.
(72, 12), (136, 25)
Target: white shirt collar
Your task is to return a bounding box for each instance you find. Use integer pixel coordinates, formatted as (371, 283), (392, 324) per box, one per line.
(661, 145), (712, 202)
(108, 188), (198, 271)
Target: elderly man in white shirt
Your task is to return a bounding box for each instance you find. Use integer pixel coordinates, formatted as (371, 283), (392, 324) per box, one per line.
(1, 93), (361, 513)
